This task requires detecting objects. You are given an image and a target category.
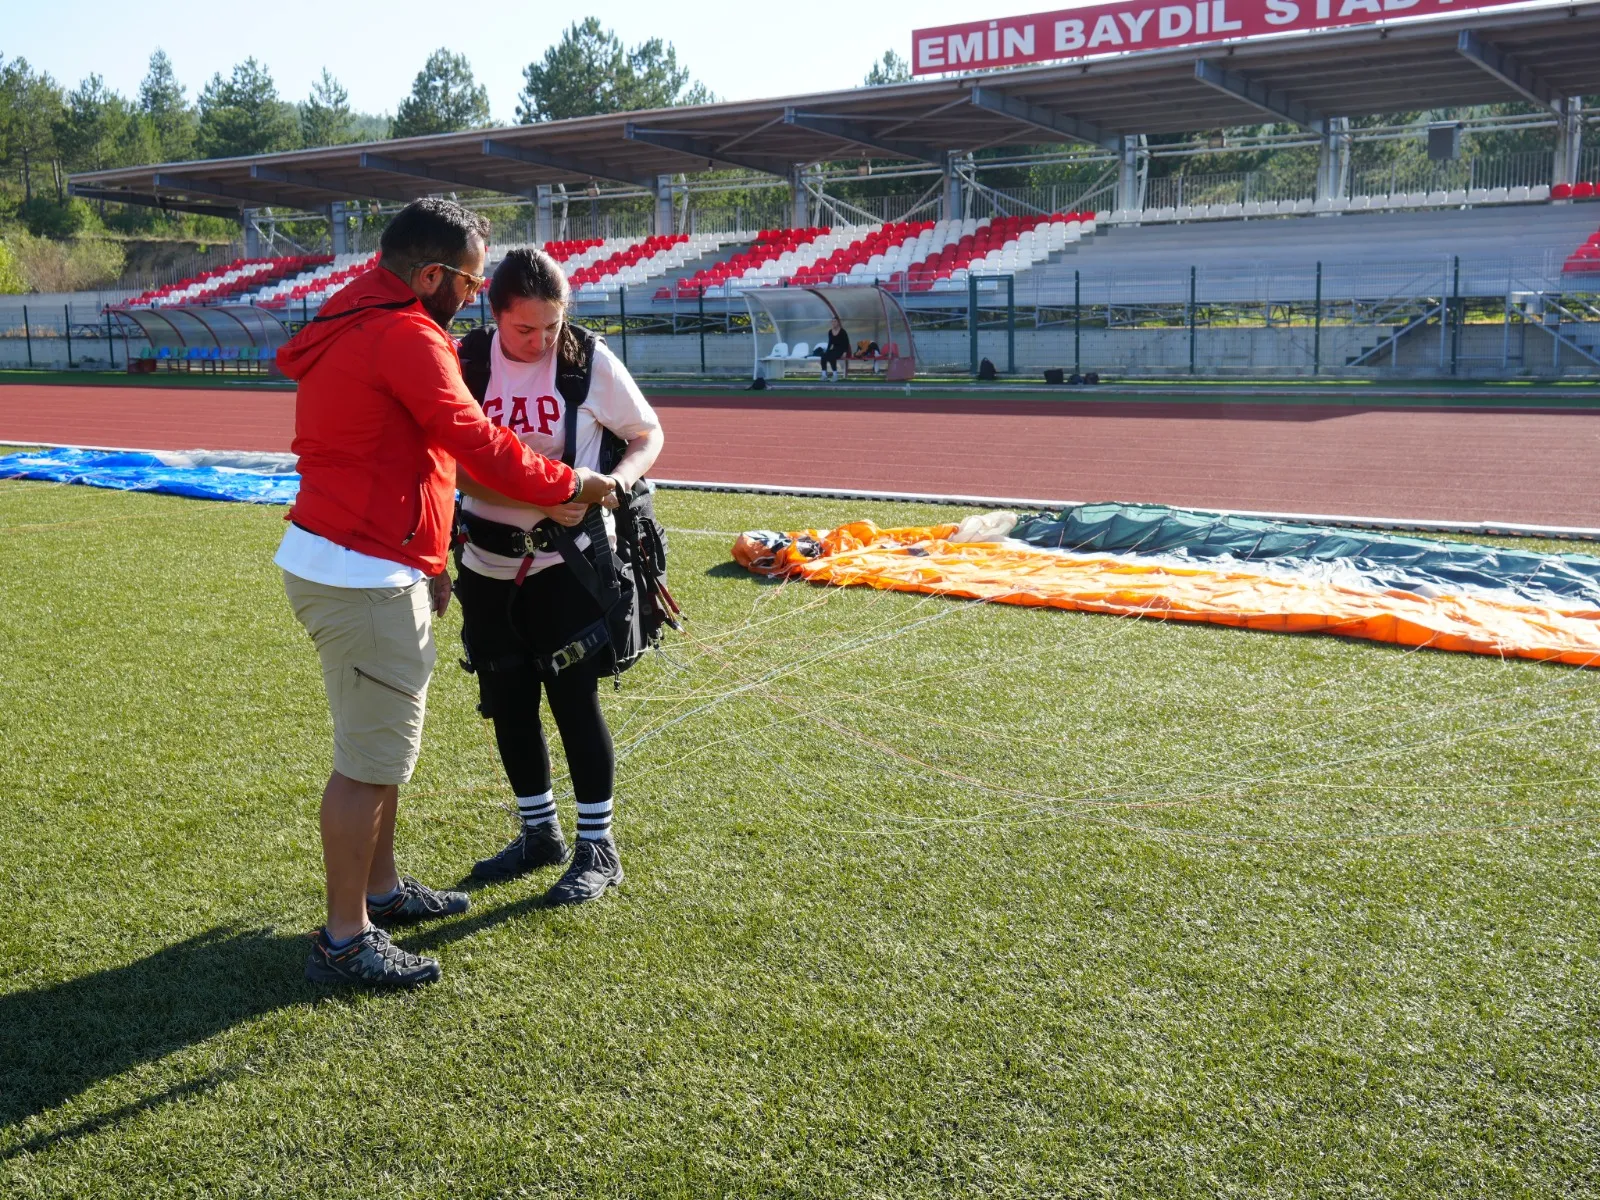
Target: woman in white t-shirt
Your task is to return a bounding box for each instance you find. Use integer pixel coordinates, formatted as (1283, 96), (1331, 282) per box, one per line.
(453, 247), (664, 905)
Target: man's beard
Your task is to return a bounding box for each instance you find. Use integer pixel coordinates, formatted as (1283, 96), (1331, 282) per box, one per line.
(419, 279), (465, 328)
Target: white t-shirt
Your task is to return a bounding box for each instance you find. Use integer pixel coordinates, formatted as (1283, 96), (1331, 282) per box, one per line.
(274, 521), (425, 588)
(461, 332), (660, 581)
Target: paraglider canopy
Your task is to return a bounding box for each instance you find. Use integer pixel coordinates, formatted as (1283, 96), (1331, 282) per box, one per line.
(744, 286), (915, 382)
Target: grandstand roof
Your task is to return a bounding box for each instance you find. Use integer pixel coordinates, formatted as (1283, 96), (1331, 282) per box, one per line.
(71, 0), (1600, 216)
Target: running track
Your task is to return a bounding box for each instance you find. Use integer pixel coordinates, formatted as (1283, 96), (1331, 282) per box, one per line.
(2, 383), (1596, 527)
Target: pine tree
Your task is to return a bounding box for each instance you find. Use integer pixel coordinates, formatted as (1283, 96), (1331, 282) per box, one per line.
(864, 51), (912, 86)
(55, 73), (132, 172)
(390, 49), (489, 138)
(138, 49), (194, 161)
(517, 20), (713, 123)
(196, 58), (298, 159)
(301, 68), (355, 148)
(0, 58), (65, 202)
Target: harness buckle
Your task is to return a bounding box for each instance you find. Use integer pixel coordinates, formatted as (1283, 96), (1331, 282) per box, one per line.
(547, 638), (584, 674)
(513, 524), (558, 556)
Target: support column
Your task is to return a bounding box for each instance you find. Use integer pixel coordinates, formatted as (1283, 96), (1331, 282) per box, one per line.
(941, 153), (962, 223)
(1115, 136), (1141, 216)
(535, 185), (553, 244)
(243, 209), (263, 257)
(791, 164), (809, 229)
(654, 175), (673, 236)
(328, 203), (349, 256)
(1316, 117), (1350, 204)
(1555, 98), (1583, 188)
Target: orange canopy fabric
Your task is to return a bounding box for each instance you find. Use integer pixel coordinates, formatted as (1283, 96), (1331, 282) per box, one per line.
(732, 522), (1600, 668)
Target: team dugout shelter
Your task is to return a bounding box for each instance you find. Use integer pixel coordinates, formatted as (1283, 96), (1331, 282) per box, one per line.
(70, 0), (1600, 252)
(747, 286), (917, 381)
(112, 305), (289, 373)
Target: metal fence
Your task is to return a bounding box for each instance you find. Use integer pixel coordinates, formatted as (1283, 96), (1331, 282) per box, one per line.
(541, 195), (800, 240)
(832, 182), (1118, 224)
(0, 303), (130, 370)
(537, 149), (1589, 237)
(685, 196), (796, 236)
(5, 252), (1593, 379)
(1143, 170), (1318, 211)
(113, 243), (247, 296)
(1349, 151), (1556, 201)
(546, 206), (654, 242)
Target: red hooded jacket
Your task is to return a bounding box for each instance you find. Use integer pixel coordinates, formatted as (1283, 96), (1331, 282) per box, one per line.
(278, 267), (575, 575)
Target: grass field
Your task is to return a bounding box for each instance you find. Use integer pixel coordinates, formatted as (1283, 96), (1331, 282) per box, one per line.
(2, 477), (1598, 1198)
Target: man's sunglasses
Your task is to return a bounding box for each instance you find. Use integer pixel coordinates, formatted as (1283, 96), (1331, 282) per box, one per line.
(415, 261), (487, 290)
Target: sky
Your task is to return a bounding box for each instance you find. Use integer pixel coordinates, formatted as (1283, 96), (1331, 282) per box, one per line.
(2, 0), (1054, 122)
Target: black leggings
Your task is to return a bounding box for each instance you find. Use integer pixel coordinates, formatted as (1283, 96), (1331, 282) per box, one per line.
(819, 352), (843, 370)
(456, 563), (616, 803)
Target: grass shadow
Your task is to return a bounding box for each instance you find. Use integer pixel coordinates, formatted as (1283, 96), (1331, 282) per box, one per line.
(2, 1069), (241, 1160)
(0, 926), (312, 1136)
(703, 561), (780, 582)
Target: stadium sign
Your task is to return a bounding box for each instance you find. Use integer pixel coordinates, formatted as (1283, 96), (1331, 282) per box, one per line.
(912, 0), (1531, 73)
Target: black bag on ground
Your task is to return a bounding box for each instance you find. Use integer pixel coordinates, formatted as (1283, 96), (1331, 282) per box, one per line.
(456, 324), (679, 681)
(1043, 367), (1065, 385)
(977, 357), (998, 380)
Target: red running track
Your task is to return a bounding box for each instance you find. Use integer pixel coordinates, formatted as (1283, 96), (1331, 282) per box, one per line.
(2, 383), (1596, 527)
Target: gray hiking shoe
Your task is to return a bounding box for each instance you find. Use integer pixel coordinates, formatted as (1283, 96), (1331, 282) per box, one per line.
(367, 876), (470, 926)
(471, 822), (571, 882)
(545, 836), (623, 906)
(304, 925), (441, 988)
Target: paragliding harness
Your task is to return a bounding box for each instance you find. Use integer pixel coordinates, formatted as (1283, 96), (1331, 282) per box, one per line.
(454, 323), (680, 683)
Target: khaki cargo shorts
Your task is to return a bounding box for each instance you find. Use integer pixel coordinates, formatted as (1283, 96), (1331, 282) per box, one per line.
(283, 571), (436, 785)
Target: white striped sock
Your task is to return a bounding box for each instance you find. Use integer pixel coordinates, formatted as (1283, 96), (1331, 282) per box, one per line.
(517, 791), (557, 829)
(576, 797), (614, 842)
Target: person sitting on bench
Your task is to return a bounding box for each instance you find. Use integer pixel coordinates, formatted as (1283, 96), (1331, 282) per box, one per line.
(819, 318), (850, 381)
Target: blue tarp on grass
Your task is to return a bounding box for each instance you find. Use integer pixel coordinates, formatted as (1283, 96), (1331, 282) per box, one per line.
(0, 448), (300, 505)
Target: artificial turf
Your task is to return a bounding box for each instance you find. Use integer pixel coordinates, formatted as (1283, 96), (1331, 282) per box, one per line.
(1, 479), (1597, 1198)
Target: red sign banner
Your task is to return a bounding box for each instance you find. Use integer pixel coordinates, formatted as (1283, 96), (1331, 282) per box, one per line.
(912, 0), (1534, 74)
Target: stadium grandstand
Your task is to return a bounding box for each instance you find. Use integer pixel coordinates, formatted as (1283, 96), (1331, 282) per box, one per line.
(125, 256), (332, 308)
(49, 0), (1600, 377)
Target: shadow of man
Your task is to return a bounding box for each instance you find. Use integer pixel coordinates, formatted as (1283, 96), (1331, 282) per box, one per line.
(0, 926), (313, 1143)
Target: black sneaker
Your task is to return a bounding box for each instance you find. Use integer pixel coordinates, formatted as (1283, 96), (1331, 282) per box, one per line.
(304, 925), (441, 988)
(471, 822), (571, 882)
(545, 836), (623, 906)
(367, 876), (470, 926)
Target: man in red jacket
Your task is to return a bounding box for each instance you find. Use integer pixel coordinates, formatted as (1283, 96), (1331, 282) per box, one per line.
(276, 198), (615, 989)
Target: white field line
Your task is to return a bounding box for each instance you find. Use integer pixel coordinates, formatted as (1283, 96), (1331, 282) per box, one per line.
(651, 478), (1600, 542)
